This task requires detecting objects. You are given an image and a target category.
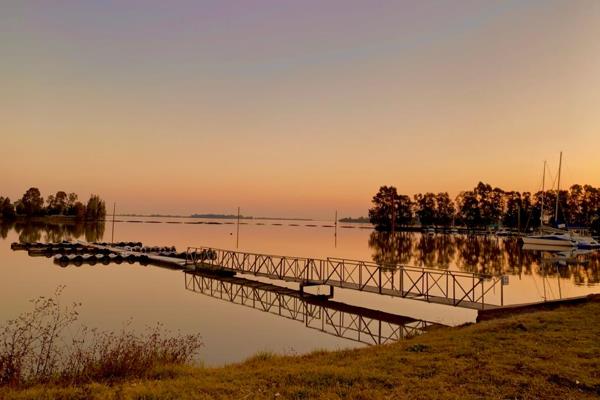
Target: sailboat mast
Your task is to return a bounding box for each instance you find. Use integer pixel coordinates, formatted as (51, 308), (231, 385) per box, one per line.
(540, 160), (546, 227)
(555, 151), (562, 225)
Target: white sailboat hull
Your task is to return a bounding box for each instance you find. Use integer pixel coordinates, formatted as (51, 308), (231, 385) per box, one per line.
(521, 236), (575, 247)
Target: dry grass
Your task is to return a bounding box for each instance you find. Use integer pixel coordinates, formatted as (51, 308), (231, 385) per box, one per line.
(2, 299), (599, 399)
(0, 287), (203, 388)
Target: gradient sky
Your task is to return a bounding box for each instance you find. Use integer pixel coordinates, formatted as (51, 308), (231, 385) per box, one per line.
(2, 1), (599, 218)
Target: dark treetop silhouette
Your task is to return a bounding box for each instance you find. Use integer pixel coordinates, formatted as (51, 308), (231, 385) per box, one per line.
(368, 183), (600, 233)
(0, 188), (106, 221)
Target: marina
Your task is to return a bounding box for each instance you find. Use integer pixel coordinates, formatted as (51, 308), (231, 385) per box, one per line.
(12, 239), (506, 311)
(10, 222), (600, 326)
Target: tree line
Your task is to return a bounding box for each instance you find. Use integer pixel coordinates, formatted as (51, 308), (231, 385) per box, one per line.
(369, 182), (600, 234)
(0, 188), (106, 221)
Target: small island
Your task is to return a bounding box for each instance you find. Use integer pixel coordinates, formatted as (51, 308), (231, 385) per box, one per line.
(338, 216), (371, 223)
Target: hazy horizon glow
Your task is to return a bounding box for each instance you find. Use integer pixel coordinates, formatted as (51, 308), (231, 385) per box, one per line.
(2, 1), (599, 218)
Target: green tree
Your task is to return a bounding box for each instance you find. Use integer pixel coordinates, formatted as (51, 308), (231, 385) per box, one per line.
(18, 187), (44, 217)
(502, 191), (521, 229)
(435, 192), (455, 227)
(46, 191), (68, 215)
(3, 198), (16, 220)
(72, 202), (86, 220)
(456, 190), (481, 228)
(368, 186), (413, 231)
(414, 193), (436, 226)
(54, 191), (68, 214)
(473, 183), (504, 227)
(66, 193), (78, 215)
(0, 197), (16, 220)
(85, 195), (106, 221)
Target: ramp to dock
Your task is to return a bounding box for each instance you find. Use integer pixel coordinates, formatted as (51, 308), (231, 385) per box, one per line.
(186, 247), (505, 310)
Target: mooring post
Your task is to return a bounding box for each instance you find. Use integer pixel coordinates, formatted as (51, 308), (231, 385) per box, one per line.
(329, 285), (334, 298)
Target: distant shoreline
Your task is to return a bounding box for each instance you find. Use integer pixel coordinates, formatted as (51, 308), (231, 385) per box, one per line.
(339, 217), (370, 223)
(116, 214), (314, 221)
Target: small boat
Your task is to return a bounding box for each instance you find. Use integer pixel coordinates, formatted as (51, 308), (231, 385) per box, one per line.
(521, 233), (576, 248)
(522, 243), (573, 252)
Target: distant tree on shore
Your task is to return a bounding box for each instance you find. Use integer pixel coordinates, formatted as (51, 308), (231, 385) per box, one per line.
(370, 182), (600, 231)
(414, 193), (436, 226)
(413, 192), (456, 227)
(0, 197), (16, 220)
(85, 195), (106, 220)
(338, 216), (370, 223)
(16, 188), (44, 217)
(369, 186), (413, 231)
(0, 189), (106, 221)
(46, 191), (69, 215)
(456, 190), (481, 228)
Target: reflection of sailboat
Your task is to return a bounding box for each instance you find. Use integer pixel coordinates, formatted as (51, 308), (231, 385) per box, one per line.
(184, 271), (439, 346)
(541, 249), (592, 266)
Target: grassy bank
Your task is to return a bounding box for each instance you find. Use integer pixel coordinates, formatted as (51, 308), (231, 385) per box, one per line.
(3, 301), (599, 400)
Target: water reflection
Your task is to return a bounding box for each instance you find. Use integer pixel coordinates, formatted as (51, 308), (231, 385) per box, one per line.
(184, 271), (437, 346)
(368, 232), (600, 286)
(0, 220), (105, 244)
(2, 221), (598, 288)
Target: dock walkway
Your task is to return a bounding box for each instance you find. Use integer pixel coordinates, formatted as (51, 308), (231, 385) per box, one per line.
(185, 247), (505, 310)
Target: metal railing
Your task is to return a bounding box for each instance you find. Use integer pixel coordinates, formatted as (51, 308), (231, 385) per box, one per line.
(186, 247), (505, 309)
(184, 271), (433, 345)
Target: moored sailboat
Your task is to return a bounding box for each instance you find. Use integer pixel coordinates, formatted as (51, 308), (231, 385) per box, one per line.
(522, 155), (576, 248)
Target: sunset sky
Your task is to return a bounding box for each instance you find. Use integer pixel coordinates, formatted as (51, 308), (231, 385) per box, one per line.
(2, 1), (599, 219)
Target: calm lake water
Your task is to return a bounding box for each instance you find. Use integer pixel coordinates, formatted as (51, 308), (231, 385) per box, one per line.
(1, 218), (598, 366)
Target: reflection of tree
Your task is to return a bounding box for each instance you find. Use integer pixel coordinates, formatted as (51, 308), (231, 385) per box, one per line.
(368, 231), (413, 266)
(85, 222), (105, 243)
(0, 220), (15, 239)
(12, 221), (105, 243)
(433, 235), (455, 269)
(413, 234), (437, 268)
(566, 253), (600, 286)
(368, 231), (599, 285)
(503, 238), (536, 276)
(454, 236), (513, 275)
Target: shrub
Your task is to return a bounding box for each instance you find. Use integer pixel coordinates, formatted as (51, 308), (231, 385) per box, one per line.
(0, 287), (203, 387)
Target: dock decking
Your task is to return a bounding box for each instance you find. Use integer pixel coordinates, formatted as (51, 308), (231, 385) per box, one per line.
(185, 247), (505, 310)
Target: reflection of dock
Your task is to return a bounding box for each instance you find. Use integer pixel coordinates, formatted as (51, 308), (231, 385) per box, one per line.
(185, 271), (438, 345)
(186, 247), (505, 310)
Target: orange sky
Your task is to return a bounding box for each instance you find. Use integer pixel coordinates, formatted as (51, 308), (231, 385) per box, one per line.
(2, 1), (599, 218)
